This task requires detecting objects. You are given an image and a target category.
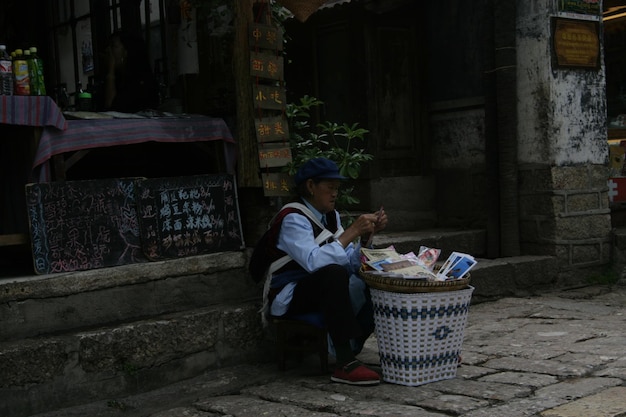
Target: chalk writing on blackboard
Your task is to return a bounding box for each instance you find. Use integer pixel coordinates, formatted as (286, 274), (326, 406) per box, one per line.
(26, 178), (146, 274)
(135, 174), (245, 260)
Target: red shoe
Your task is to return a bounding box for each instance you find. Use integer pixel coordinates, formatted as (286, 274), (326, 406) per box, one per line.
(331, 360), (380, 386)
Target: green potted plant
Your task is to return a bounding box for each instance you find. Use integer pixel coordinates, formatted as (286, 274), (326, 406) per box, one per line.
(285, 95), (373, 211)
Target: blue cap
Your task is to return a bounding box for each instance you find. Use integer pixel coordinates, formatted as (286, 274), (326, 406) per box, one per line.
(294, 158), (347, 186)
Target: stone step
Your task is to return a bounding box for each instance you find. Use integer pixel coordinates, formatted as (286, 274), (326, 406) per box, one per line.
(0, 302), (271, 417)
(374, 228), (487, 258)
(0, 251), (255, 342)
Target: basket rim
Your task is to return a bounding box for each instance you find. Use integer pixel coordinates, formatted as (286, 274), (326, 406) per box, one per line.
(360, 268), (470, 293)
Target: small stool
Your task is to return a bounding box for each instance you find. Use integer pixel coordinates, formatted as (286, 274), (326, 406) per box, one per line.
(273, 312), (328, 373)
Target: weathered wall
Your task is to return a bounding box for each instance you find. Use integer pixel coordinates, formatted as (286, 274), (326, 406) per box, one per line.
(517, 0), (608, 166)
(516, 0), (612, 282)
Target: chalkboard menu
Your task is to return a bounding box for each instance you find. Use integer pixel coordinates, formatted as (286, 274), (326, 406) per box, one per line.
(135, 174), (244, 260)
(25, 174), (245, 274)
(26, 178), (146, 274)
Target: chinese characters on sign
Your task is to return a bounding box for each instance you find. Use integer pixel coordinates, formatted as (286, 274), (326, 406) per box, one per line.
(250, 52), (284, 81)
(136, 175), (244, 260)
(249, 24), (283, 51)
(258, 143), (293, 168)
(261, 172), (292, 197)
(254, 115), (289, 143)
(250, 21), (293, 197)
(253, 85), (286, 110)
(552, 18), (600, 69)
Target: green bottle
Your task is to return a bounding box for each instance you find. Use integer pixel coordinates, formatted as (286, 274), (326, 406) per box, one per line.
(28, 47), (46, 96)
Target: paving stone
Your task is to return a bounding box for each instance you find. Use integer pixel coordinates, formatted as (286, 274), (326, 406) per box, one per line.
(513, 322), (605, 345)
(565, 336), (626, 355)
(196, 395), (340, 416)
(478, 371), (558, 388)
(468, 342), (567, 360)
(242, 381), (357, 410)
(533, 376), (623, 401)
(539, 386), (626, 417)
(149, 407), (214, 417)
(457, 351), (490, 366)
(465, 317), (536, 335)
(331, 400), (446, 416)
(414, 393), (489, 414)
(593, 365), (626, 379)
(533, 297), (617, 317)
(552, 352), (617, 369)
(240, 381), (444, 416)
(301, 379), (441, 404)
(462, 397), (565, 417)
(426, 378), (532, 401)
(456, 365), (498, 379)
(482, 356), (590, 377)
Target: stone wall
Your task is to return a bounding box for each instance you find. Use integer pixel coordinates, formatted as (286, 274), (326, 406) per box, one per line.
(518, 164), (612, 285)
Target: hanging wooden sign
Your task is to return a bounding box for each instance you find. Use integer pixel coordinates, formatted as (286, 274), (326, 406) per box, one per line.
(248, 13), (292, 197)
(253, 84), (286, 110)
(254, 115), (289, 143)
(250, 51), (284, 80)
(262, 172), (293, 197)
(258, 143), (292, 168)
(250, 23), (283, 51)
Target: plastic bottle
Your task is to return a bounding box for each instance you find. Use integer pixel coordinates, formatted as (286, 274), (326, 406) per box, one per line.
(75, 81), (92, 111)
(0, 45), (12, 95)
(13, 49), (30, 96)
(28, 47), (46, 96)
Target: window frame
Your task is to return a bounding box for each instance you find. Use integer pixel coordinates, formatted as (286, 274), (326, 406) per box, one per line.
(45, 0), (167, 110)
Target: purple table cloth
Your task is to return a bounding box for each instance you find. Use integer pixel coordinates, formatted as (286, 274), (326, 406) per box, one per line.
(32, 115), (236, 182)
(0, 95), (67, 130)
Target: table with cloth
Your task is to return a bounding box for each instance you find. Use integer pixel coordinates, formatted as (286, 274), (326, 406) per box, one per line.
(32, 114), (237, 182)
(0, 96), (67, 246)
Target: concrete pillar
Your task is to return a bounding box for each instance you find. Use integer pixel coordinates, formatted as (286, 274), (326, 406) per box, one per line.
(516, 0), (612, 284)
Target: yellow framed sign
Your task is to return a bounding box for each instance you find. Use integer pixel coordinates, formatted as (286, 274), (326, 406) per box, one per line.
(552, 18), (600, 69)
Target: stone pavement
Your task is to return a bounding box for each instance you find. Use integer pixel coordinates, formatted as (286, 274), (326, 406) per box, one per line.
(31, 284), (626, 417)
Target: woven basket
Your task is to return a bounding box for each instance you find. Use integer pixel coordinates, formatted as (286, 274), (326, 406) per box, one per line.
(360, 268), (470, 293)
(371, 285), (474, 386)
(276, 0), (329, 22)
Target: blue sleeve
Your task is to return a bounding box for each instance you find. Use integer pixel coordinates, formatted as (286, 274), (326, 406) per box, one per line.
(347, 240), (363, 274)
(277, 212), (356, 273)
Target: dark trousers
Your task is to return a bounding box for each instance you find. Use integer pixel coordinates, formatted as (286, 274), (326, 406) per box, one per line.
(286, 264), (364, 346)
